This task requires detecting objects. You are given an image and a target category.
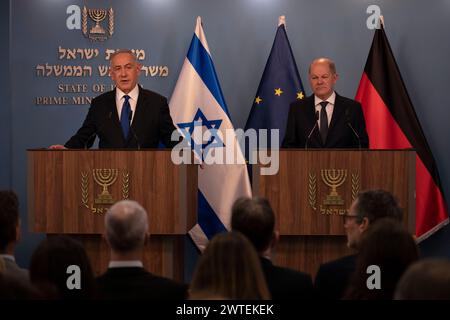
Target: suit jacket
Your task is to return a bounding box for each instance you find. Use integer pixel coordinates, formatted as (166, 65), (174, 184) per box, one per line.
(260, 257), (314, 300)
(65, 87), (178, 149)
(1, 256), (29, 282)
(314, 254), (357, 300)
(282, 93), (369, 148)
(96, 267), (187, 300)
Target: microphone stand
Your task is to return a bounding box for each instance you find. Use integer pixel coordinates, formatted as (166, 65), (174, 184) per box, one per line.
(305, 111), (320, 149)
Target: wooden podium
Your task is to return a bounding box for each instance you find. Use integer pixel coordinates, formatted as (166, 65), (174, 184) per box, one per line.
(27, 149), (197, 281)
(252, 149), (416, 277)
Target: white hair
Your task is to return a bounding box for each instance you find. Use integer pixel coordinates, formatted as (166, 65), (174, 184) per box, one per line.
(105, 200), (148, 252)
(109, 49), (137, 64)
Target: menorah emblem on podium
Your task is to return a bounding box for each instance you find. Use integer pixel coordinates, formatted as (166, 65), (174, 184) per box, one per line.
(93, 169), (118, 204)
(321, 169), (347, 205)
(88, 9), (107, 34)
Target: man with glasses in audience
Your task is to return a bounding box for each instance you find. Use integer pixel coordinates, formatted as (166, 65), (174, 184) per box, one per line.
(314, 189), (403, 300)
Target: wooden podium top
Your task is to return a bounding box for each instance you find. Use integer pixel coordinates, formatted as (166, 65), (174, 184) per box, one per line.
(27, 150), (197, 235)
(253, 149), (416, 236)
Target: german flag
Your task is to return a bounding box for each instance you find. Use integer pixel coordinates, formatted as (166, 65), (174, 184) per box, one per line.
(355, 24), (448, 239)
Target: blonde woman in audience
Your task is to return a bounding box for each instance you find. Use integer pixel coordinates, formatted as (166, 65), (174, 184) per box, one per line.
(190, 231), (270, 300)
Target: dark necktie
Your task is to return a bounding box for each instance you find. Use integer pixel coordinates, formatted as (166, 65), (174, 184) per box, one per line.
(120, 95), (131, 139)
(319, 101), (329, 144)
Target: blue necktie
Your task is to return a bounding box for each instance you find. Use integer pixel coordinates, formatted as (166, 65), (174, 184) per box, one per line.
(120, 95), (131, 139)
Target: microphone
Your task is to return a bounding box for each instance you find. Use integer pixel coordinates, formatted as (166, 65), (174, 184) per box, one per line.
(345, 108), (361, 149)
(128, 110), (141, 150)
(305, 111), (320, 149)
(84, 111), (112, 149)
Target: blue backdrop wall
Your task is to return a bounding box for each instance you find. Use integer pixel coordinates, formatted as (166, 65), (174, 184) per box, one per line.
(1, 0), (11, 189)
(2, 0), (450, 277)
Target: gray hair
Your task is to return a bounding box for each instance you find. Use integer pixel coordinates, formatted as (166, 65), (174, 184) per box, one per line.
(109, 49), (137, 64)
(105, 200), (148, 252)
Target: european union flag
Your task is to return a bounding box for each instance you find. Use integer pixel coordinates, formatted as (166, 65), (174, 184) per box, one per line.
(245, 17), (305, 147)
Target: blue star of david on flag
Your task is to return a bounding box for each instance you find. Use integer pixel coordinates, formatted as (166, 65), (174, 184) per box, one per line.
(177, 108), (224, 160)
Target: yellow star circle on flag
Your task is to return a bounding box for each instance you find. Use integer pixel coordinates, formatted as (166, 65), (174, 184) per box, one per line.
(274, 88), (283, 96)
(297, 92), (304, 100)
(255, 96), (262, 104)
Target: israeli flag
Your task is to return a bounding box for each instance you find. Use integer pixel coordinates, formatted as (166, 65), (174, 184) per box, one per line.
(169, 17), (252, 250)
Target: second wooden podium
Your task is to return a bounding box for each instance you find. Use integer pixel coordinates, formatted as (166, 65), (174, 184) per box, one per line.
(253, 149), (416, 277)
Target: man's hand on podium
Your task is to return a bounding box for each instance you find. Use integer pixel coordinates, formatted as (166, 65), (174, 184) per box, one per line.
(48, 144), (67, 149)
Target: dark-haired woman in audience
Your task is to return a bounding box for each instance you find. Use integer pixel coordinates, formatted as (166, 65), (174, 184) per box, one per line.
(29, 235), (97, 299)
(343, 218), (418, 300)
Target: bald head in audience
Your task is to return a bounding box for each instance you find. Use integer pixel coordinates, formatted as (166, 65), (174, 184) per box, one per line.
(98, 200), (187, 300)
(105, 200), (148, 260)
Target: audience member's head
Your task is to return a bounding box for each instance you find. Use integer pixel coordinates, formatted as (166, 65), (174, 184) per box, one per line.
(104, 200), (148, 257)
(0, 190), (21, 254)
(29, 236), (96, 299)
(345, 189), (403, 249)
(190, 231), (270, 300)
(344, 218), (418, 300)
(231, 197), (276, 254)
(395, 258), (450, 300)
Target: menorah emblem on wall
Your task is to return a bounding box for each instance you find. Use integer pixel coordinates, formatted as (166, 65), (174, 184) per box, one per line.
(93, 169), (118, 204)
(321, 169), (347, 205)
(88, 9), (107, 34)
(82, 6), (114, 41)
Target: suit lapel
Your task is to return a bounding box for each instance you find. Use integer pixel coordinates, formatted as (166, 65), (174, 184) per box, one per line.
(328, 93), (345, 140)
(108, 89), (120, 123)
(127, 86), (147, 145)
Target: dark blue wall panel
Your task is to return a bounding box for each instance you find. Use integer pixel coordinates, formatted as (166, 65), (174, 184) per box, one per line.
(6, 0), (450, 270)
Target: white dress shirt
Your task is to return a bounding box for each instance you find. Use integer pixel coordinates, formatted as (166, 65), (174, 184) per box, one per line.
(115, 85), (139, 124)
(314, 91), (336, 129)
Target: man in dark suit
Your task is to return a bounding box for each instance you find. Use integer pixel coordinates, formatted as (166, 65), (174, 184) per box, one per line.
(231, 197), (314, 300)
(50, 49), (178, 149)
(315, 189), (403, 300)
(282, 58), (369, 148)
(0, 190), (28, 282)
(97, 200), (187, 299)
